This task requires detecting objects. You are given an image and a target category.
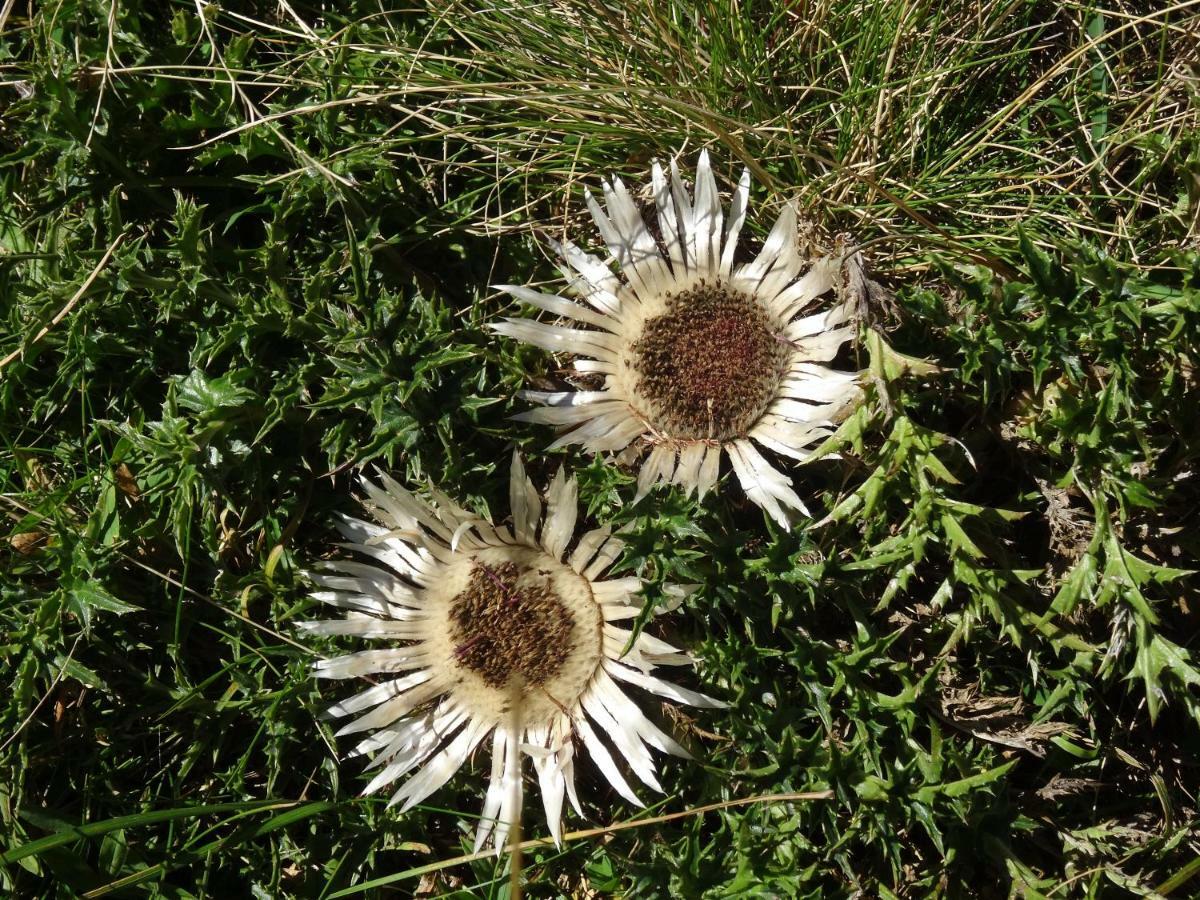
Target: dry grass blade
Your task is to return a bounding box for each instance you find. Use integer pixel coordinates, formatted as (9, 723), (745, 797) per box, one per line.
(327, 790), (836, 897)
(0, 233), (126, 375)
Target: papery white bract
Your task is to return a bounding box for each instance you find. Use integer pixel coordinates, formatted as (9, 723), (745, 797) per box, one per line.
(493, 151), (864, 528)
(300, 454), (723, 850)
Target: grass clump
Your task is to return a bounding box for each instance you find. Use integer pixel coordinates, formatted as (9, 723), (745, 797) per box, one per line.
(2, 0), (1199, 896)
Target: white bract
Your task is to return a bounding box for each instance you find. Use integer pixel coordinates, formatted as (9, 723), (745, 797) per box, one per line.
(493, 151), (864, 528)
(299, 454), (723, 851)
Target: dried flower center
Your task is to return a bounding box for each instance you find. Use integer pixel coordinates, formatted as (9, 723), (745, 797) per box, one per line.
(631, 281), (788, 440)
(449, 561), (575, 689)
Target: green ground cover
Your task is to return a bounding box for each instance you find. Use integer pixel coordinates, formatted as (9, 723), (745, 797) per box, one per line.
(2, 1), (1199, 896)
